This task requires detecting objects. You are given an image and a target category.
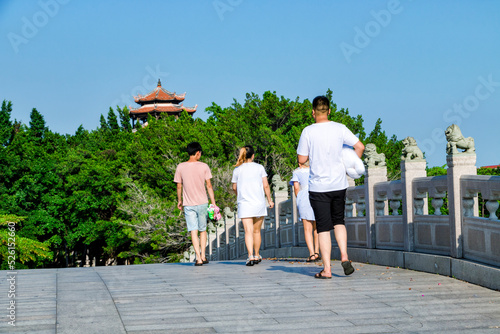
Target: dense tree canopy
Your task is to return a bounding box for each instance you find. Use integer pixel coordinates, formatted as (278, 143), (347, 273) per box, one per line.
(0, 91), (453, 268)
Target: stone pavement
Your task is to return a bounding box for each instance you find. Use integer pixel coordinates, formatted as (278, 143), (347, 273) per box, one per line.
(1, 259), (500, 333)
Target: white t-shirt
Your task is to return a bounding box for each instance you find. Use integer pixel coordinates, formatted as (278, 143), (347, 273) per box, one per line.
(231, 162), (268, 218)
(296, 121), (359, 192)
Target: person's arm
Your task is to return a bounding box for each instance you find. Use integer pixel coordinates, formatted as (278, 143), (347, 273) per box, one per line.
(176, 183), (183, 210)
(297, 155), (308, 166)
(262, 177), (274, 208)
(293, 181), (300, 197)
(206, 179), (216, 205)
(353, 141), (365, 158)
(232, 183), (237, 194)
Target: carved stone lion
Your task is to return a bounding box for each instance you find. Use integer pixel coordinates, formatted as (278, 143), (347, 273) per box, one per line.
(401, 136), (424, 161)
(271, 174), (288, 193)
(364, 143), (386, 167)
(445, 124), (475, 155)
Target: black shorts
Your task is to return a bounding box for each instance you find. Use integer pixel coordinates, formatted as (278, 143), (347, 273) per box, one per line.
(309, 189), (347, 233)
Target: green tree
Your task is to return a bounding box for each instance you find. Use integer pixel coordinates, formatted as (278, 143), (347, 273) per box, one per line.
(29, 108), (47, 139)
(117, 106), (132, 132)
(99, 114), (108, 130)
(0, 100), (13, 146)
(107, 107), (119, 132)
(0, 215), (53, 269)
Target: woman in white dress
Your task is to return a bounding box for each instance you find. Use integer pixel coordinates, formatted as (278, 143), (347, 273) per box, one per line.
(232, 146), (274, 266)
(290, 161), (320, 262)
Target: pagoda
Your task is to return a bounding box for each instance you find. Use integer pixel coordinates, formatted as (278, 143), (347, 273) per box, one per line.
(129, 79), (197, 126)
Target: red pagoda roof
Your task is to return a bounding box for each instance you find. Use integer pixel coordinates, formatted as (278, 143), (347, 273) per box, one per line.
(129, 103), (197, 115)
(134, 79), (186, 104)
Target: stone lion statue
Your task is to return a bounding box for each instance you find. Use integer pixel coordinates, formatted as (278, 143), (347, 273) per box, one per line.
(445, 124), (475, 155)
(364, 143), (386, 167)
(271, 174), (287, 193)
(401, 136), (424, 161)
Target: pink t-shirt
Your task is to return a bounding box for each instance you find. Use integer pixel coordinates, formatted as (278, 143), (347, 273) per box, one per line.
(174, 161), (212, 206)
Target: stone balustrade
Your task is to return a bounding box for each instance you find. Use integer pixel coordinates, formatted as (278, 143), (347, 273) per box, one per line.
(184, 147), (500, 290)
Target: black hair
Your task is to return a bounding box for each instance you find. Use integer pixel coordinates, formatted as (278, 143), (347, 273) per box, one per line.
(312, 95), (330, 111)
(186, 142), (202, 156)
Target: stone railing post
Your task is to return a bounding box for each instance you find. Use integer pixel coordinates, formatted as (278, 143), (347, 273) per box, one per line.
(223, 207), (236, 260)
(365, 166), (387, 249)
(273, 187), (289, 249)
(207, 221), (216, 260)
(447, 154), (477, 258)
(290, 185), (299, 246)
(401, 160), (427, 252)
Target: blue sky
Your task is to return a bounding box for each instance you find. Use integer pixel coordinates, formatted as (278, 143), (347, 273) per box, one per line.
(1, 0), (499, 168)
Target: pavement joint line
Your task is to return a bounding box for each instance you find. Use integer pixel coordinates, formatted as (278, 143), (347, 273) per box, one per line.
(93, 268), (127, 333)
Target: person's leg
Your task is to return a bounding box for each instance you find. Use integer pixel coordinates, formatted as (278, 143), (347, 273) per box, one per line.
(309, 191), (334, 277)
(312, 221), (320, 257)
(199, 231), (207, 261)
(253, 217), (264, 258)
(196, 204), (209, 262)
(302, 219), (315, 258)
(185, 206), (202, 264)
(318, 231), (332, 276)
(190, 230), (202, 264)
(331, 189), (354, 275)
(331, 189), (348, 262)
(241, 217), (255, 259)
(333, 225), (348, 262)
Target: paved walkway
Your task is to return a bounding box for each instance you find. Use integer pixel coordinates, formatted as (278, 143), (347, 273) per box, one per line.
(1, 259), (500, 333)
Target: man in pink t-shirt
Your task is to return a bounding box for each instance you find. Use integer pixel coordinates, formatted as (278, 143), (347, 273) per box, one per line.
(174, 142), (216, 266)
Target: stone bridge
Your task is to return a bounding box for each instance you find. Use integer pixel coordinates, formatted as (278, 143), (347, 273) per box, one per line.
(200, 144), (500, 291)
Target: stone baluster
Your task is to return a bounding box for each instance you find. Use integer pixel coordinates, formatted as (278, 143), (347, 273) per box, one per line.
(356, 196), (365, 217)
(345, 197), (354, 218)
(390, 196), (401, 216)
(375, 192), (387, 217)
(485, 200), (499, 220)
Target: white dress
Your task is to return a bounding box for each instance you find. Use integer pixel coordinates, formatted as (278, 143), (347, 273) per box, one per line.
(290, 168), (315, 221)
(231, 162), (268, 218)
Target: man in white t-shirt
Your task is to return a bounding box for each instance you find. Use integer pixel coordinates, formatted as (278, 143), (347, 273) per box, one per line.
(297, 96), (365, 279)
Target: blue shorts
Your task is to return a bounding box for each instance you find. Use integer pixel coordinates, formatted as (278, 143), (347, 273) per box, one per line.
(184, 204), (208, 232)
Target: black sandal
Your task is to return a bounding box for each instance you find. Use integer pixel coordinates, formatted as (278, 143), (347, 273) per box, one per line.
(306, 253), (320, 262)
(314, 270), (332, 279)
(341, 261), (355, 275)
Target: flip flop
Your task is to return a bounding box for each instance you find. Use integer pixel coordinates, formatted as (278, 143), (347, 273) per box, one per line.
(314, 270), (332, 279)
(306, 254), (316, 262)
(341, 261), (355, 275)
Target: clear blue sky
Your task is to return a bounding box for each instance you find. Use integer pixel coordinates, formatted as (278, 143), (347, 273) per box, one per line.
(1, 0), (499, 168)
